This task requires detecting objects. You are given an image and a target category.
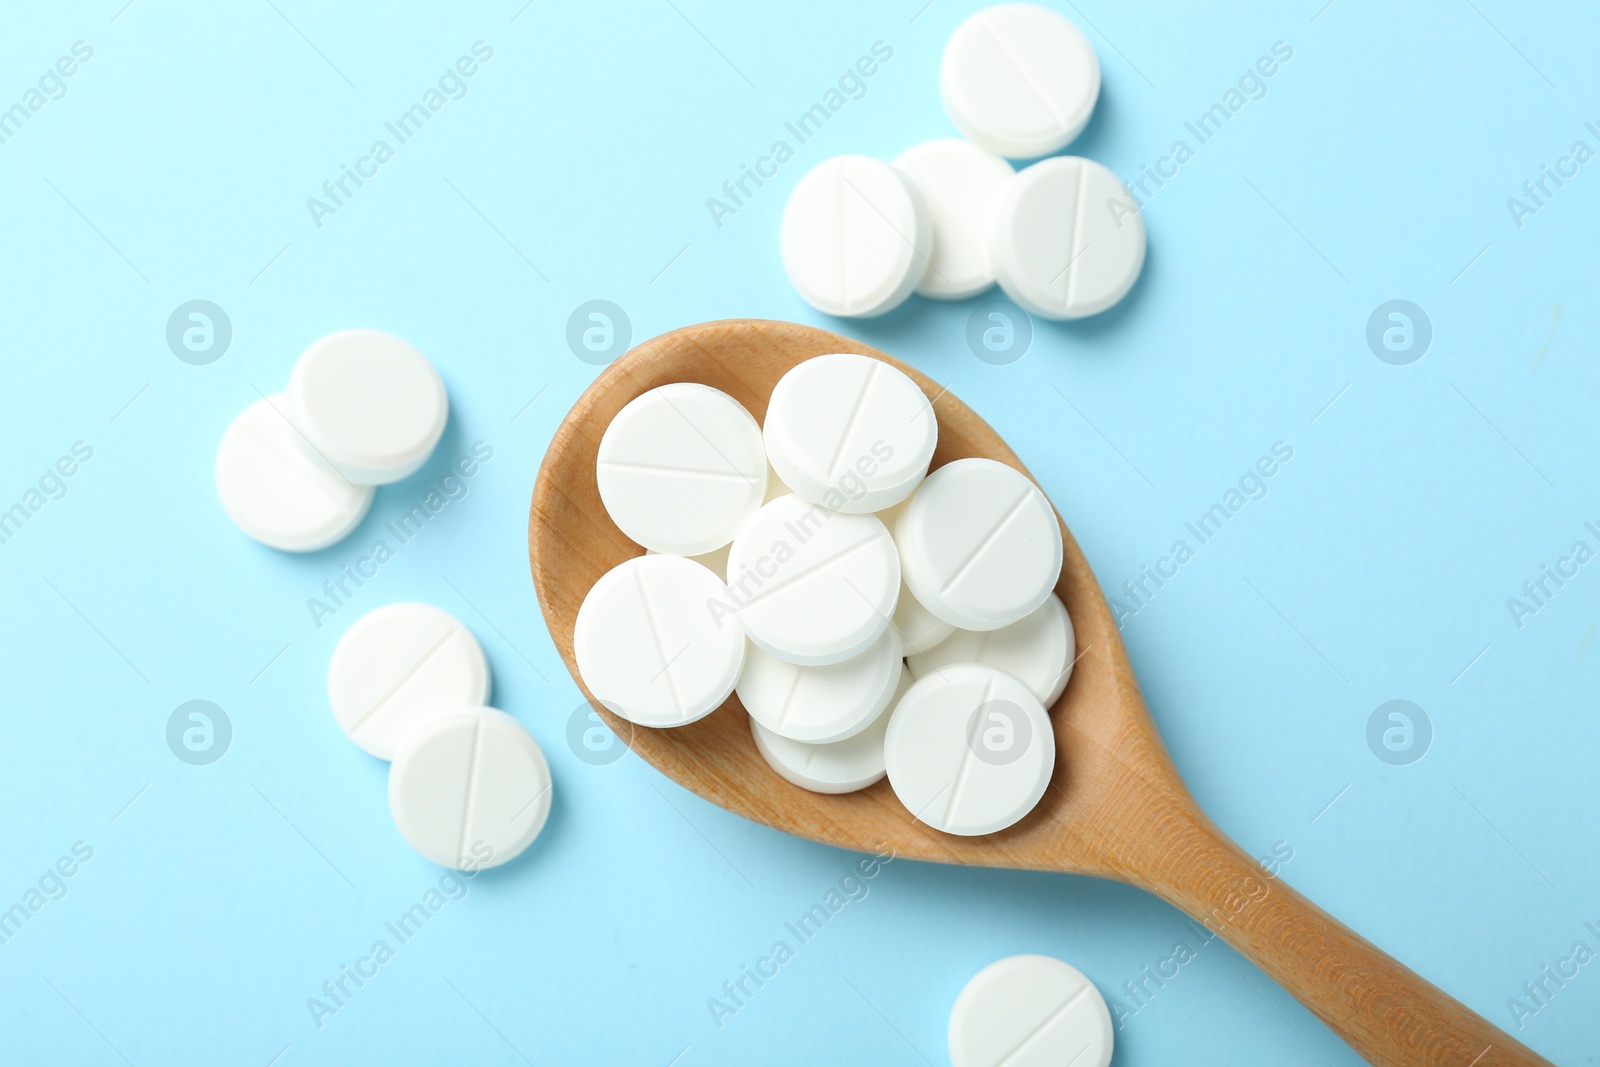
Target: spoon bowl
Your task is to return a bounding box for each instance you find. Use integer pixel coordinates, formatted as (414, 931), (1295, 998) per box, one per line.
(530, 319), (1550, 1067)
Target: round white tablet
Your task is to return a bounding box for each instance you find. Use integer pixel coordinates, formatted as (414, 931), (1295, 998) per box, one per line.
(894, 581), (957, 659)
(780, 155), (933, 318)
(940, 4), (1101, 159)
(894, 139), (1015, 300)
(763, 353), (937, 515)
(752, 665), (910, 794)
(215, 393), (374, 552)
(727, 495), (899, 666)
(327, 603), (491, 759)
(738, 627), (902, 744)
(884, 664), (1053, 836)
(388, 706), (552, 870)
(895, 459), (1062, 631)
(949, 955), (1113, 1067)
(287, 329), (448, 485)
(990, 157), (1145, 320)
(910, 594), (1074, 707)
(575, 554), (745, 727)
(597, 384), (766, 556)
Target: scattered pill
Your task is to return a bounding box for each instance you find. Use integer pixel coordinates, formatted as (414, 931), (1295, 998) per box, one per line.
(575, 554), (746, 727)
(990, 156), (1145, 320)
(597, 384), (766, 556)
(884, 664), (1053, 836)
(752, 665), (910, 794)
(894, 139), (1016, 300)
(763, 353), (937, 514)
(215, 393), (374, 553)
(327, 602), (491, 760)
(895, 458), (1062, 631)
(948, 954), (1113, 1067)
(738, 627), (903, 744)
(910, 594), (1074, 707)
(894, 580), (957, 659)
(287, 329), (449, 486)
(388, 706), (552, 870)
(727, 494), (899, 666)
(781, 155), (933, 318)
(939, 4), (1100, 159)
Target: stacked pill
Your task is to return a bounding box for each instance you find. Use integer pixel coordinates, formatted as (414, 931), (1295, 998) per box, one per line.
(215, 329), (449, 552)
(327, 602), (554, 870)
(575, 353), (1075, 836)
(780, 3), (1144, 322)
(217, 332), (553, 870)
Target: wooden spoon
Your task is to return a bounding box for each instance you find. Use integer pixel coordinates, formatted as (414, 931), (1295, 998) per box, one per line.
(529, 319), (1551, 1067)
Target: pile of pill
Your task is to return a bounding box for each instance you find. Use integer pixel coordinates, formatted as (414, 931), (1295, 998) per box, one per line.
(575, 352), (1074, 836)
(781, 3), (1144, 321)
(215, 331), (553, 870)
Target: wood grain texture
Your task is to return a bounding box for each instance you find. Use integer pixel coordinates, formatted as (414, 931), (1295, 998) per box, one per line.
(529, 319), (1552, 1067)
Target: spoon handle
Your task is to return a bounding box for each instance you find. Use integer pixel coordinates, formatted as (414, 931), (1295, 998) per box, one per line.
(1135, 811), (1552, 1066)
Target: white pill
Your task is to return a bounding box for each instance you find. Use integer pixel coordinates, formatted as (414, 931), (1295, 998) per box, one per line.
(949, 955), (1113, 1067)
(327, 603), (491, 759)
(388, 706), (552, 871)
(895, 459), (1062, 631)
(215, 393), (374, 553)
(781, 155), (933, 318)
(990, 156), (1146, 320)
(764, 353), (937, 514)
(738, 627), (902, 744)
(894, 581), (957, 658)
(939, 4), (1100, 159)
(910, 594), (1074, 707)
(894, 139), (1016, 300)
(597, 384), (766, 556)
(752, 665), (910, 794)
(884, 664), (1053, 836)
(287, 329), (449, 485)
(575, 554), (745, 727)
(726, 495), (899, 666)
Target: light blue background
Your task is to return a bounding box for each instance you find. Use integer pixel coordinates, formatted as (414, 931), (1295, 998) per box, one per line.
(1, 1), (1596, 1063)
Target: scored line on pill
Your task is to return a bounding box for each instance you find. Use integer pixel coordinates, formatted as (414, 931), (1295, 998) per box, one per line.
(979, 16), (1070, 127)
(772, 667), (806, 731)
(652, 389), (765, 487)
(841, 173), (946, 286)
(454, 717), (484, 867)
(597, 460), (759, 482)
(994, 983), (1095, 1067)
(634, 567), (687, 717)
(239, 422), (357, 509)
(1063, 163), (1090, 306)
(250, 386), (361, 491)
(738, 533), (889, 610)
(942, 677), (996, 827)
(937, 487), (1039, 597)
(346, 627), (463, 734)
(825, 361), (879, 481)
